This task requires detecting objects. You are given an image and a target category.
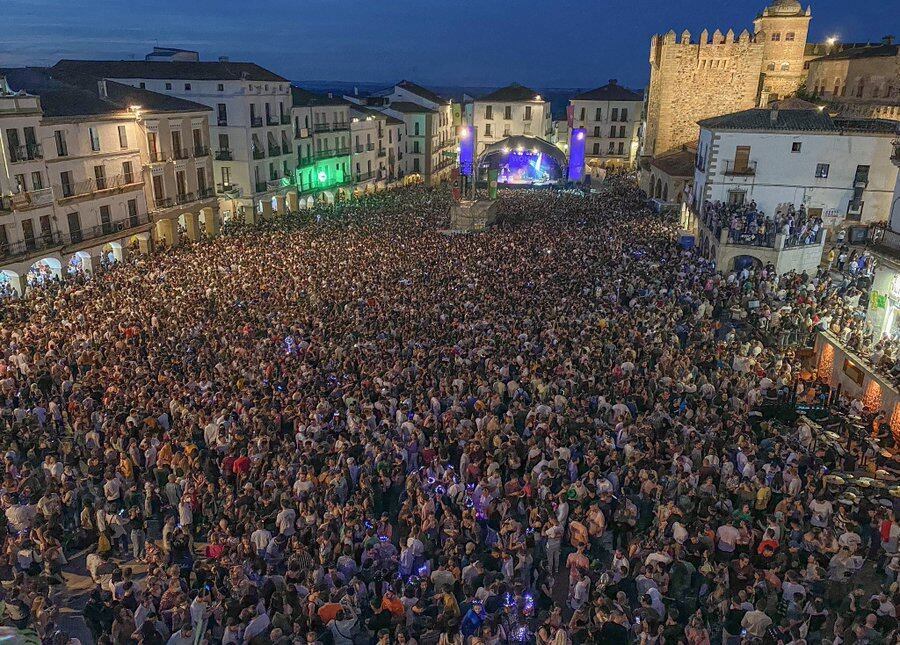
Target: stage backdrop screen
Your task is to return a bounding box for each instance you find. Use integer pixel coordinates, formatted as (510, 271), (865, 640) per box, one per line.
(496, 149), (563, 186)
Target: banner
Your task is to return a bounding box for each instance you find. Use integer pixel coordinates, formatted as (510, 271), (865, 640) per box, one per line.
(488, 169), (499, 200)
(452, 104), (462, 127)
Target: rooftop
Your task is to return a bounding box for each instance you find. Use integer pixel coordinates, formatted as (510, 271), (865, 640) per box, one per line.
(51, 59), (288, 82)
(573, 81), (643, 102)
(0, 67), (212, 118)
(698, 108), (899, 134)
(387, 101), (436, 115)
(649, 145), (697, 178)
(477, 83), (544, 103)
(349, 105), (403, 126)
(396, 80), (449, 105)
(810, 43), (899, 62)
(291, 86), (349, 107)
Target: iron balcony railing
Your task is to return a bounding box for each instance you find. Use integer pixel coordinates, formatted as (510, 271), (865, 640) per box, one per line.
(313, 122), (350, 133)
(250, 117), (263, 127)
(215, 149), (233, 161)
(297, 155), (314, 167)
(267, 116), (280, 126)
(55, 173), (143, 201)
(154, 197), (174, 209)
(9, 187), (54, 211)
(1, 233), (61, 259)
(176, 192), (195, 205)
(280, 114), (291, 125)
(254, 181), (268, 193)
(173, 148), (190, 160)
(252, 148), (265, 160)
(268, 144), (281, 156)
(354, 145), (364, 153)
(9, 143), (43, 163)
(198, 187), (215, 199)
(366, 143), (375, 151)
(377, 148), (386, 157)
(316, 147), (351, 161)
(0, 213), (153, 261)
(723, 160), (757, 176)
(148, 149), (164, 163)
(355, 171), (376, 182)
(193, 145), (210, 158)
(217, 117), (228, 127)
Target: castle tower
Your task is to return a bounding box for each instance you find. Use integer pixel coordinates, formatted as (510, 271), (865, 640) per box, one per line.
(753, 0), (812, 104)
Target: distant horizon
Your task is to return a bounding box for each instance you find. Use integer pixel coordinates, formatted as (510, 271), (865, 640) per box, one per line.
(2, 0), (887, 88)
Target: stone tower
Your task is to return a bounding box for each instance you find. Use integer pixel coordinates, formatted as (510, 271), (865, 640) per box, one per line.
(753, 0), (812, 104)
(644, 29), (764, 157)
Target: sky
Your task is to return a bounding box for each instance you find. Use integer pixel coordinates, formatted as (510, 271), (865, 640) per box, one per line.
(1, 0), (889, 90)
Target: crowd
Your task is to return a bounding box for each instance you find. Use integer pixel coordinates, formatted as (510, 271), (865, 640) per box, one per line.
(0, 182), (898, 645)
(703, 201), (822, 249)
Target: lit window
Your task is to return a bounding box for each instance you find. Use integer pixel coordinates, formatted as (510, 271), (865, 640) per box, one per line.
(771, 32), (781, 41)
(815, 163), (829, 178)
(791, 142), (802, 153)
(785, 32), (795, 41)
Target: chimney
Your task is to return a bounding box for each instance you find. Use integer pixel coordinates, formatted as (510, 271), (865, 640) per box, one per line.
(97, 79), (108, 98)
(609, 79), (617, 85)
(883, 35), (894, 45)
(770, 108), (779, 124)
(218, 56), (229, 63)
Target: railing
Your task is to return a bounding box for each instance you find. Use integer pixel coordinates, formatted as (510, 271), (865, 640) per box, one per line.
(176, 192), (195, 205)
(723, 160), (757, 176)
(0, 213), (154, 261)
(280, 114), (291, 125)
(316, 147), (350, 160)
(198, 187), (215, 199)
(55, 173), (143, 201)
(215, 149), (233, 161)
(268, 145), (281, 156)
(254, 181), (268, 193)
(297, 155), (314, 167)
(148, 149), (164, 163)
(173, 148), (190, 160)
(250, 117), (263, 127)
(216, 183), (240, 195)
(0, 195), (12, 212)
(0, 233), (61, 259)
(9, 144), (43, 162)
(354, 145), (364, 153)
(432, 158), (455, 173)
(154, 197), (174, 209)
(366, 143), (375, 151)
(266, 117), (280, 126)
(355, 171), (376, 182)
(377, 148), (386, 157)
(783, 229), (824, 249)
(217, 118), (228, 127)
(313, 122), (350, 133)
(193, 145), (210, 158)
(252, 148), (265, 160)
(10, 187), (54, 210)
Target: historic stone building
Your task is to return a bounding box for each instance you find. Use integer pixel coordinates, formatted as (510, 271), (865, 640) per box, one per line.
(644, 0), (816, 159)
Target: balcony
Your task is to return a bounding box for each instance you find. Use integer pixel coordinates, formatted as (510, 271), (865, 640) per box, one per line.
(355, 171), (376, 182)
(267, 117), (280, 126)
(254, 181), (268, 193)
(1, 233), (61, 260)
(176, 192), (195, 205)
(723, 160), (757, 176)
(67, 213), (152, 245)
(432, 158), (455, 173)
(215, 149), (233, 161)
(313, 122), (350, 133)
(316, 147), (351, 161)
(148, 149), (165, 163)
(297, 155), (314, 167)
(55, 173), (143, 202)
(268, 144), (281, 157)
(154, 197), (174, 209)
(250, 117), (263, 128)
(193, 145), (210, 158)
(377, 148), (386, 158)
(9, 144), (43, 163)
(9, 187), (54, 211)
(252, 148), (265, 160)
(216, 183), (241, 196)
(366, 143), (375, 151)
(217, 118), (228, 127)
(354, 144), (364, 153)
(173, 148), (190, 161)
(281, 114), (291, 125)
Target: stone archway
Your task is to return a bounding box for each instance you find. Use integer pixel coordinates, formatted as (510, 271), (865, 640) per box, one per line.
(0, 269), (25, 298)
(179, 212), (202, 242)
(27, 256), (62, 287)
(102, 242), (124, 263)
(286, 191), (299, 212)
(67, 250), (94, 277)
(128, 233), (152, 256)
(322, 191), (335, 205)
(156, 217), (180, 247)
(305, 195), (315, 209)
(200, 207), (218, 237)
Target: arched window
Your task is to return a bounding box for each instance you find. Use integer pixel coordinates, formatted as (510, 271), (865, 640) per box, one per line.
(662, 183), (669, 201)
(781, 62), (790, 71)
(767, 63), (776, 71)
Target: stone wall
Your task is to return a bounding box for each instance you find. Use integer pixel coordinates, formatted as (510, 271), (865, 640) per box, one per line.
(645, 29), (764, 157)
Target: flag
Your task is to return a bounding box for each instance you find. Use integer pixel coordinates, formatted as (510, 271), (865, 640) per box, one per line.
(488, 169), (499, 200)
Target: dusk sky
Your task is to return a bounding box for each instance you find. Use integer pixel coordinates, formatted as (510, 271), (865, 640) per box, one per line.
(3, 0), (888, 90)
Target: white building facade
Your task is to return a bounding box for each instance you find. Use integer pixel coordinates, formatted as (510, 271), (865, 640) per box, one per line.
(694, 107), (899, 228)
(570, 80), (643, 168)
(473, 84), (552, 155)
(290, 88), (352, 206)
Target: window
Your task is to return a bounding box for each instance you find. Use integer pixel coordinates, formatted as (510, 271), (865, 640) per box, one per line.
(14, 174), (25, 192)
(771, 32), (781, 41)
(503, 125), (510, 136)
(594, 108), (601, 120)
(524, 106), (532, 120)
(171, 130), (183, 156)
(611, 107), (619, 121)
(122, 161), (134, 184)
(608, 142), (615, 154)
(504, 106), (512, 120)
(184, 83), (191, 91)
(815, 163), (829, 178)
(485, 105), (493, 120)
(66, 212), (82, 242)
(414, 122), (420, 136)
(152, 175), (165, 202)
(609, 125), (616, 137)
(217, 103), (227, 125)
(60, 171), (73, 197)
(165, 82), (172, 90)
(94, 165), (106, 189)
(781, 63), (790, 71)
(99, 205), (112, 233)
(89, 127), (100, 151)
(593, 126), (600, 137)
(734, 145), (751, 172)
(485, 123), (492, 136)
(727, 190), (746, 206)
(856, 80), (865, 98)
(767, 63), (776, 71)
(31, 171), (43, 190)
(791, 141), (802, 153)
(619, 125), (626, 137)
(620, 108), (628, 122)
(118, 125), (128, 149)
(221, 166), (231, 186)
(785, 32), (795, 41)
(218, 83), (224, 92)
(413, 157), (420, 173)
(127, 199), (138, 226)
(593, 143), (600, 154)
(139, 82), (146, 89)
(618, 142), (625, 155)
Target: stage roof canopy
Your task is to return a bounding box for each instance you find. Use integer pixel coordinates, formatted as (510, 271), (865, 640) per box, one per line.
(477, 135), (568, 168)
